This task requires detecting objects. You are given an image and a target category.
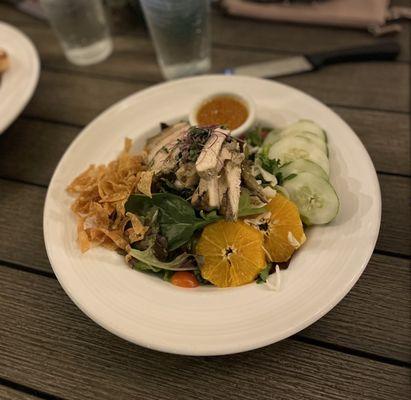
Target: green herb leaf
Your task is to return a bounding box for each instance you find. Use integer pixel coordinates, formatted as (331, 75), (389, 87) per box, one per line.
(257, 146), (286, 184)
(180, 126), (213, 163)
(246, 128), (264, 147)
(162, 270), (174, 282)
(275, 172), (284, 186)
(258, 145), (281, 174)
(256, 264), (272, 283)
(131, 259), (161, 273)
(129, 246), (196, 271)
(199, 209), (221, 222)
(238, 191), (267, 217)
(282, 173), (297, 182)
(126, 193), (223, 251)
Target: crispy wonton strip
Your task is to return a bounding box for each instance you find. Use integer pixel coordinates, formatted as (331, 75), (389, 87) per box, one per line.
(126, 212), (148, 243)
(67, 139), (148, 252)
(137, 170), (154, 198)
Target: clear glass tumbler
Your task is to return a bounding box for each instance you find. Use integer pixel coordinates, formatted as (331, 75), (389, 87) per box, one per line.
(40, 0), (113, 66)
(139, 0), (211, 80)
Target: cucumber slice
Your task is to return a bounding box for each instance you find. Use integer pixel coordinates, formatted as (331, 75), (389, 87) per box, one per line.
(282, 172), (339, 225)
(264, 130), (328, 155)
(298, 132), (328, 156)
(281, 120), (327, 142)
(268, 136), (330, 176)
(280, 159), (328, 181)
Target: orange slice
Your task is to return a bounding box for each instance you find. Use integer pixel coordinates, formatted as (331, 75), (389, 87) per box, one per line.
(264, 194), (306, 262)
(196, 221), (266, 287)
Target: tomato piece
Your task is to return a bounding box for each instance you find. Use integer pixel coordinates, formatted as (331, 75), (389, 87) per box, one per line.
(171, 271), (199, 288)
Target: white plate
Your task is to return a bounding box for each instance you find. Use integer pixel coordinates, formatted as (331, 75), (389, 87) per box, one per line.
(0, 22), (40, 134)
(44, 75), (381, 356)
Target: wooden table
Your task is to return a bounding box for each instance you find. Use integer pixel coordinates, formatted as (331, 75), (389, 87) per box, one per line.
(0, 2), (410, 399)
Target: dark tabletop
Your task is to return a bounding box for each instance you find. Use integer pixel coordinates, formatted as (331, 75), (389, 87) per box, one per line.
(0, 2), (410, 399)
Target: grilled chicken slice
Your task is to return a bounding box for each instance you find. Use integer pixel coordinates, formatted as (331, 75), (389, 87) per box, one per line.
(193, 131), (245, 214)
(223, 152), (244, 220)
(146, 122), (189, 161)
(150, 145), (180, 175)
(218, 173), (228, 205)
(191, 176), (221, 209)
(194, 129), (230, 209)
(175, 162), (199, 189)
(242, 160), (268, 202)
(205, 176), (220, 208)
(191, 178), (209, 209)
(148, 122), (189, 175)
(195, 129), (228, 176)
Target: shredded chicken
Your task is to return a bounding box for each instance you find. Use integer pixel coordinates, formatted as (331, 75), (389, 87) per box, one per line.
(146, 122), (189, 161)
(145, 123), (266, 221)
(223, 152), (244, 220)
(193, 129), (245, 216)
(175, 162), (199, 189)
(147, 122), (189, 175)
(241, 160), (268, 202)
(195, 128), (228, 175)
(191, 177), (209, 209)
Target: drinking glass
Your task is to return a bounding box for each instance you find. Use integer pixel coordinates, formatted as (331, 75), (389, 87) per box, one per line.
(139, 0), (211, 80)
(40, 0), (113, 66)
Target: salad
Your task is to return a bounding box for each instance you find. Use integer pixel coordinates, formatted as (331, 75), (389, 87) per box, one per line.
(67, 119), (339, 288)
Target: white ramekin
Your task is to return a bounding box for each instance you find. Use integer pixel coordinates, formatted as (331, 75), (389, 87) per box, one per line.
(188, 91), (256, 137)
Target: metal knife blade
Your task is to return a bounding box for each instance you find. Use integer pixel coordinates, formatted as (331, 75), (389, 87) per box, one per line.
(224, 41), (400, 79)
(225, 56), (313, 78)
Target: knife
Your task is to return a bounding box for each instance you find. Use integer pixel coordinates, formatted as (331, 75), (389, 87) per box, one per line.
(224, 41), (400, 78)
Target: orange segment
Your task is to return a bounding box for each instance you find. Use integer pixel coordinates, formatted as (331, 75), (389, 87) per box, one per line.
(264, 194), (306, 262)
(196, 221), (266, 288)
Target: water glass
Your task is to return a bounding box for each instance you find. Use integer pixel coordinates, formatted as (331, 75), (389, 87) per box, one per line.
(139, 0), (211, 80)
(40, 0), (113, 66)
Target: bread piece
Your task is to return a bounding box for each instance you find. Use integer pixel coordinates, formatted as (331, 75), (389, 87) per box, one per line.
(0, 49), (10, 74)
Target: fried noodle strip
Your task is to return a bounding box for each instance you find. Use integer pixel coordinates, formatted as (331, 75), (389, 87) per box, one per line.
(67, 139), (149, 252)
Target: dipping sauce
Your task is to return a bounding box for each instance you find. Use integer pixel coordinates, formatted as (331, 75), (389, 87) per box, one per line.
(196, 95), (249, 130)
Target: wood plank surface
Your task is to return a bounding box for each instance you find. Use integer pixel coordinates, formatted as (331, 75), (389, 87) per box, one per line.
(2, 19), (405, 118)
(212, 9), (411, 63)
(0, 3), (43, 25)
(0, 386), (41, 400)
(0, 2), (410, 398)
(301, 254), (410, 363)
(0, 267), (409, 400)
(21, 66), (410, 129)
(12, 22), (411, 95)
(14, 24), (162, 82)
(19, 44), (410, 118)
(0, 180), (48, 270)
(0, 174), (409, 362)
(24, 71), (146, 127)
(279, 61), (409, 113)
(1, 2), (410, 63)
(0, 119), (79, 187)
(377, 174), (411, 256)
(332, 107), (410, 176)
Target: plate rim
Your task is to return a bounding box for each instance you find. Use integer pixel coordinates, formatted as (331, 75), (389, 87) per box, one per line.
(43, 75), (382, 355)
(0, 21), (40, 134)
